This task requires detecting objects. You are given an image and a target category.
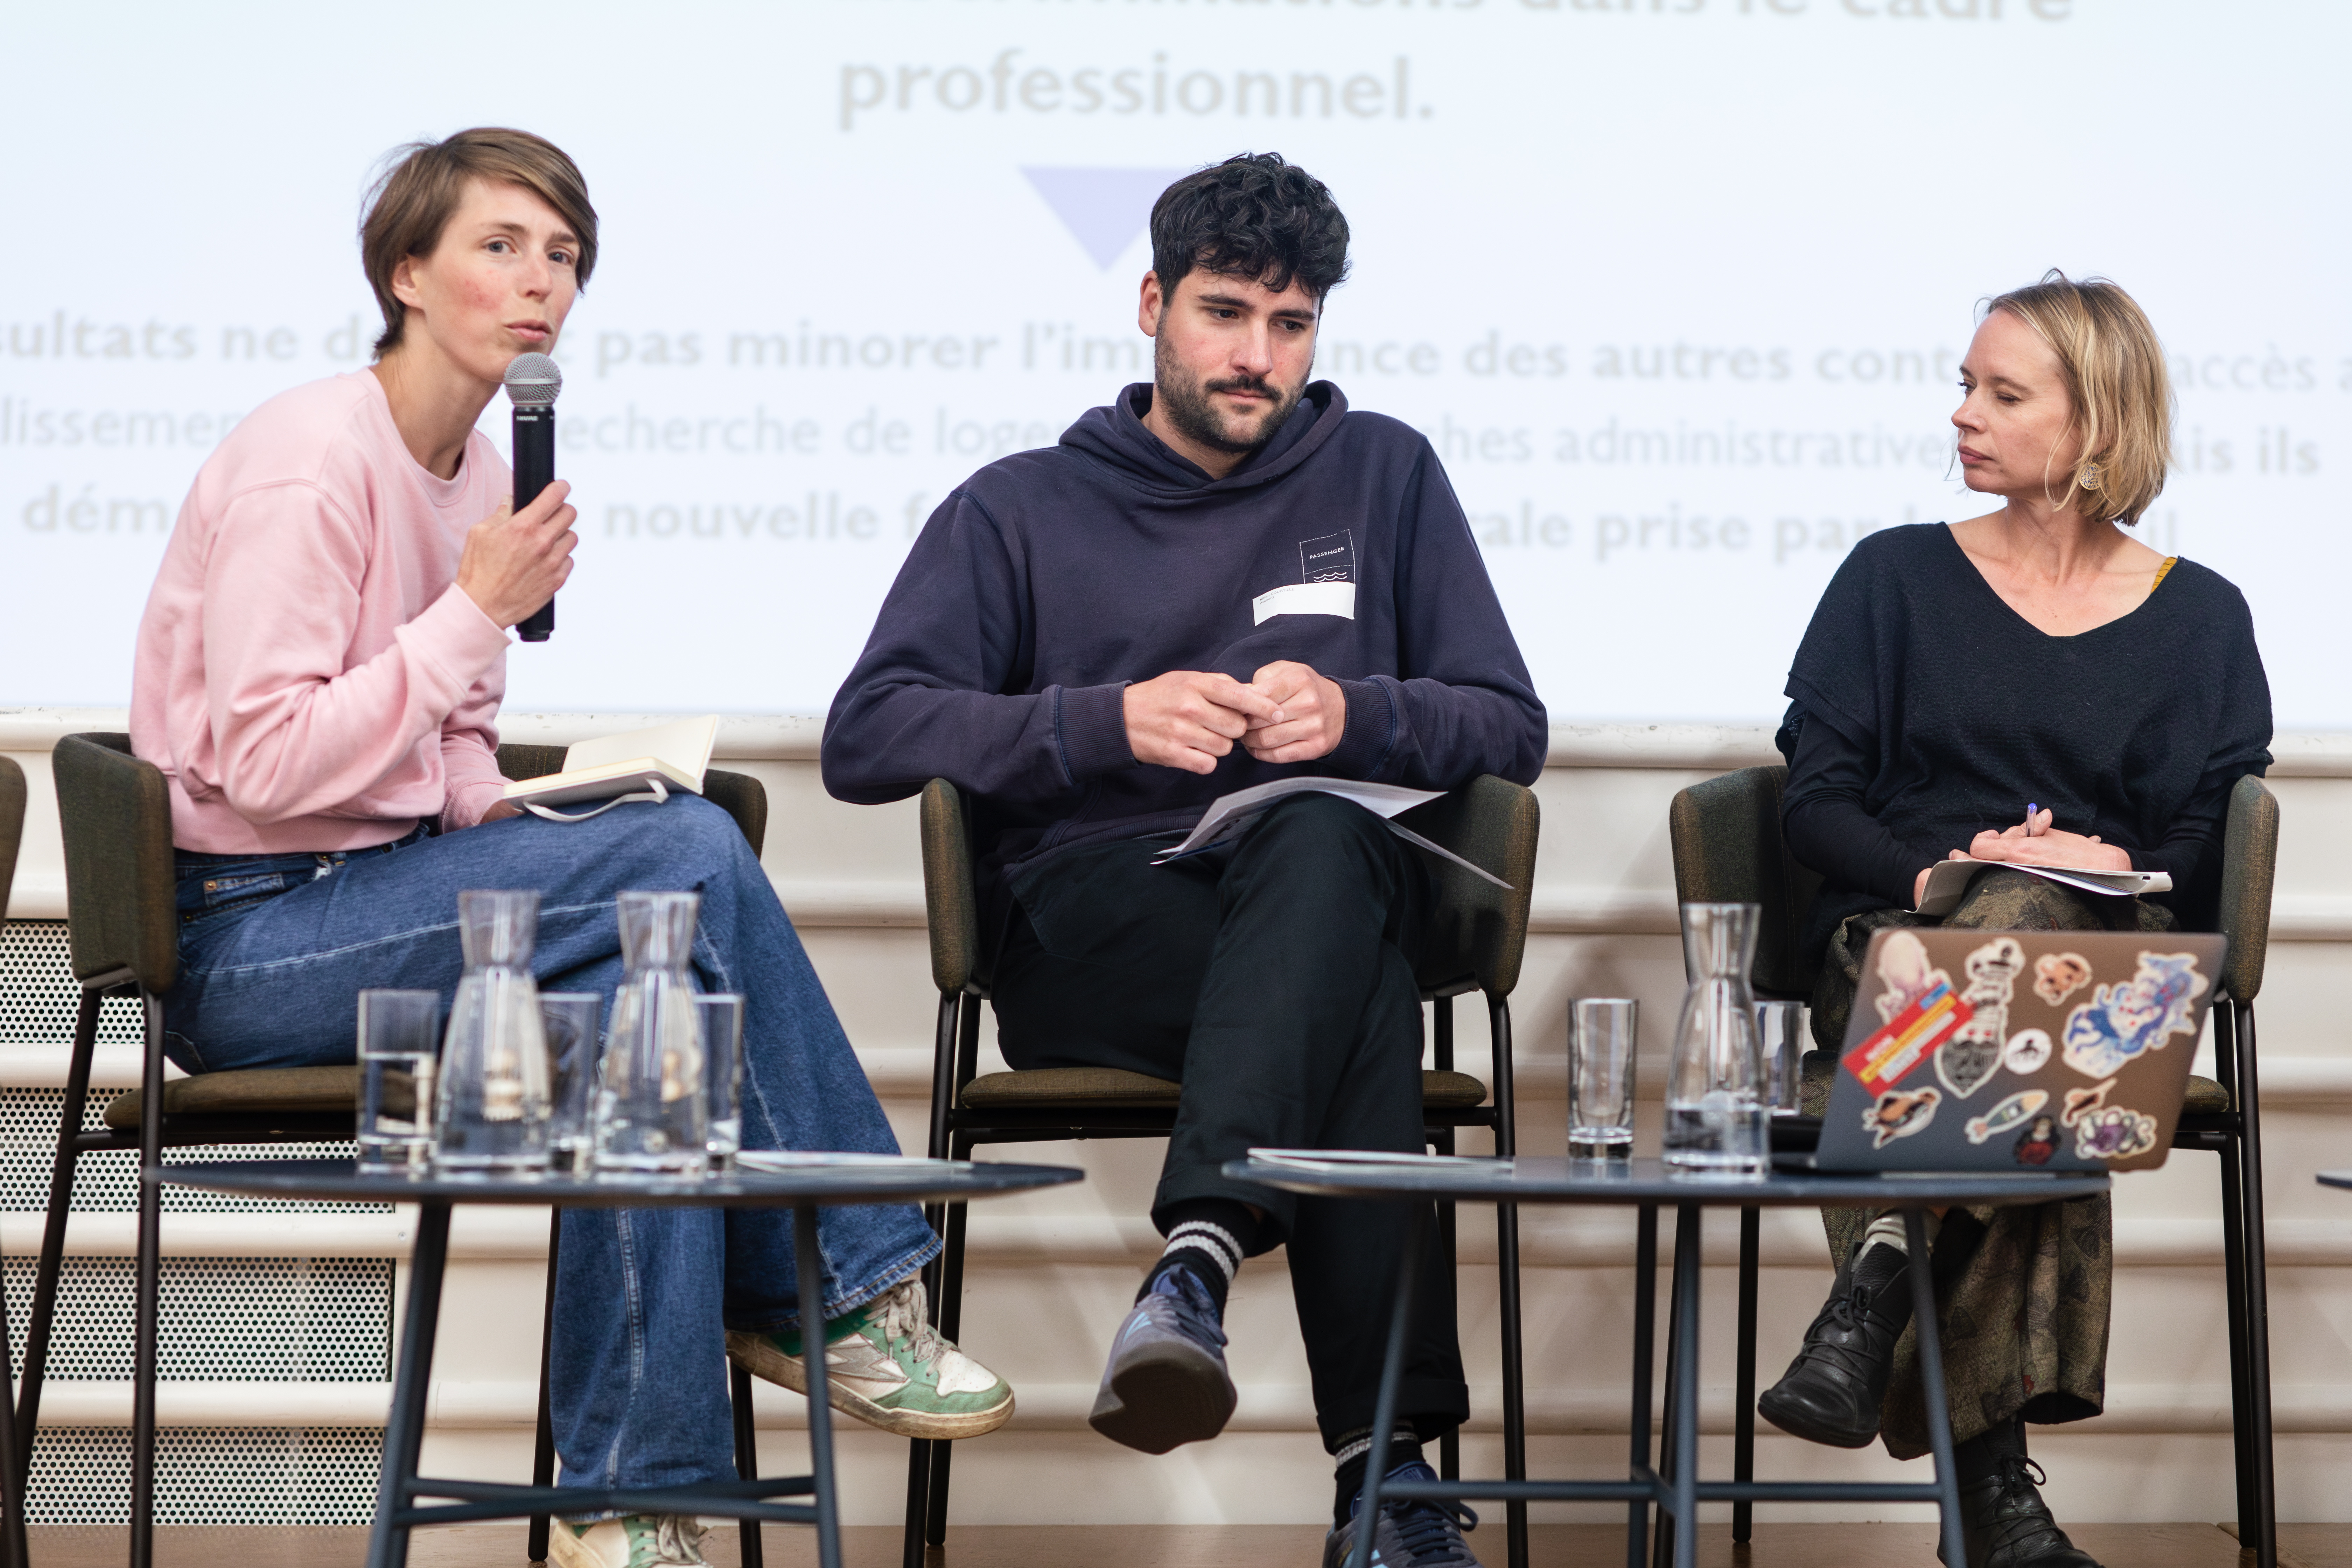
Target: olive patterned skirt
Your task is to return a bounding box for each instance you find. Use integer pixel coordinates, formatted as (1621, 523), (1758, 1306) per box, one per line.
(1798, 868), (2177, 1459)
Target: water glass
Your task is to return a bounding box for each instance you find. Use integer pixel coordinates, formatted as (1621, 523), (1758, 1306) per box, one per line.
(698, 994), (746, 1171)
(541, 994), (602, 1174)
(357, 989), (439, 1172)
(1568, 999), (1638, 1159)
(1754, 1000), (1808, 1114)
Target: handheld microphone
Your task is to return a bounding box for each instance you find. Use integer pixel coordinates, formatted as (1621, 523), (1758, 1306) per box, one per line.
(503, 353), (562, 642)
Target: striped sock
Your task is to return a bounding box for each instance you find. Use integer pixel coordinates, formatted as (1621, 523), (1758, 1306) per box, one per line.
(1139, 1200), (1255, 1315)
(1333, 1426), (1424, 1526)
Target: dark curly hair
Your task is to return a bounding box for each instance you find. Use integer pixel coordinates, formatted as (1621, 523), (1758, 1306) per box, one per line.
(1148, 153), (1351, 306)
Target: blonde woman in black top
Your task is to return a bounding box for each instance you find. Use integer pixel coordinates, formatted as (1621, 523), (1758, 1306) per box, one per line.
(1760, 274), (2272, 1568)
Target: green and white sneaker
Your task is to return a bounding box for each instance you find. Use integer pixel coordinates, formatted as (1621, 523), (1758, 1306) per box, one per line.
(727, 1278), (1014, 1440)
(546, 1513), (706, 1568)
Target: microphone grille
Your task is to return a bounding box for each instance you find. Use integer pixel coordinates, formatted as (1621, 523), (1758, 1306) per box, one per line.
(503, 353), (562, 406)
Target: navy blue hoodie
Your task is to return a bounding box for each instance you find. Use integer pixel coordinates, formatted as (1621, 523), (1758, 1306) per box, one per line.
(821, 381), (1548, 899)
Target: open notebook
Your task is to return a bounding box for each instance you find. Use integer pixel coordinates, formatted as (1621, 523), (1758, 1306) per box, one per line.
(500, 716), (720, 821)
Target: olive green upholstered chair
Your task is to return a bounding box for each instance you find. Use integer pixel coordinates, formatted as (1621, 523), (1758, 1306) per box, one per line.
(34, 734), (767, 1568)
(1667, 764), (2280, 1567)
(902, 776), (1541, 1568)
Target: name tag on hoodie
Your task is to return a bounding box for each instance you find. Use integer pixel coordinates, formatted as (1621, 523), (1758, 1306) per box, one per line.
(1252, 581), (1356, 624)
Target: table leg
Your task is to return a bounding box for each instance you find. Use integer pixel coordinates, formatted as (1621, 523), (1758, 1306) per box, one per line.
(369, 1200), (452, 1568)
(528, 1209), (562, 1563)
(1669, 1205), (1701, 1568)
(1904, 1209), (1965, 1568)
(1650, 1205), (1689, 1568)
(1348, 1203), (1428, 1568)
(1733, 1204), (1759, 1544)
(1625, 1204), (1657, 1568)
(0, 1212), (24, 1568)
(795, 1205), (842, 1568)
(732, 1361), (766, 1568)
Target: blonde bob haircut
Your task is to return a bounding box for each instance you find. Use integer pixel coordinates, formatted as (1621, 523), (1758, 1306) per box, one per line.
(1982, 271), (2172, 527)
(360, 128), (598, 358)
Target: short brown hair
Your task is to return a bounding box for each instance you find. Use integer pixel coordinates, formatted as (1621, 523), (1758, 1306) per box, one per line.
(1982, 271), (2172, 527)
(360, 128), (598, 357)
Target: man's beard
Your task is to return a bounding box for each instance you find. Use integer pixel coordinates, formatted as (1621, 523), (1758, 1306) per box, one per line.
(1153, 331), (1307, 458)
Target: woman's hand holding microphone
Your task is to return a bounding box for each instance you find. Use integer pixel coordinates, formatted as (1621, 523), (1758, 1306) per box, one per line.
(456, 481), (578, 630)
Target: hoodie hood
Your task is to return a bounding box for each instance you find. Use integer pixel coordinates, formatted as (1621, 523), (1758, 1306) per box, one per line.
(1057, 380), (1346, 497)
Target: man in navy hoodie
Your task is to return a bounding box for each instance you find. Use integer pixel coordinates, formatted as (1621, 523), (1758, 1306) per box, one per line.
(824, 154), (1545, 1567)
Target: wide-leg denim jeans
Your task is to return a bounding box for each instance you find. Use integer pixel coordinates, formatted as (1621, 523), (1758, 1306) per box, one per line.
(163, 796), (942, 1491)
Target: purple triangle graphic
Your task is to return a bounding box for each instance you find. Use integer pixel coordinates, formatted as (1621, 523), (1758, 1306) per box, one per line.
(1023, 167), (1186, 270)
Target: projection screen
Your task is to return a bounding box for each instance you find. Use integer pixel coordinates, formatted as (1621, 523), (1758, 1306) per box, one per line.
(2, 1), (2342, 725)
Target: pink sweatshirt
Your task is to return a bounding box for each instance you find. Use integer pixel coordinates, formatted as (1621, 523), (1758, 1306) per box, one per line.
(130, 372), (514, 853)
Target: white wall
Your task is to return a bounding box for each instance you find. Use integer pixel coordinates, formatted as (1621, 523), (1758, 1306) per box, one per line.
(4, 708), (2349, 1527)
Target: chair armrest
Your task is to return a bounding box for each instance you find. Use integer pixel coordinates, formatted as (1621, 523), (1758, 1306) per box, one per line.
(2219, 774), (2278, 1003)
(920, 779), (982, 996)
(495, 744), (570, 784)
(54, 734), (177, 992)
(0, 756), (23, 923)
(1398, 775), (1539, 999)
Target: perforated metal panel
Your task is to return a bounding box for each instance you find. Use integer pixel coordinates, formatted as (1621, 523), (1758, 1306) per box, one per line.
(4, 1257), (390, 1380)
(2, 920), (398, 1524)
(25, 1427), (383, 1525)
(0, 922), (140, 1046)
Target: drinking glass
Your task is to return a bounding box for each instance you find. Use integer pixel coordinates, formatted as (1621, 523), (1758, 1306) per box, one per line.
(357, 989), (439, 1173)
(435, 890), (553, 1173)
(1664, 902), (1768, 1177)
(540, 994), (602, 1175)
(1753, 999), (1808, 1115)
(595, 891), (709, 1173)
(697, 994), (746, 1171)
(1568, 998), (1638, 1160)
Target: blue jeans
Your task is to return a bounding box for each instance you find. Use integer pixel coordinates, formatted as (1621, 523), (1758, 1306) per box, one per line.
(165, 796), (942, 1491)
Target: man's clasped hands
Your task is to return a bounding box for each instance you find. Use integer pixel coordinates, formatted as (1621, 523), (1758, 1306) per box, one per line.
(1122, 662), (1346, 774)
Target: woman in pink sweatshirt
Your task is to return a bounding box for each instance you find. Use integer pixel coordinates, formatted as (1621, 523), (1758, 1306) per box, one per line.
(128, 130), (1007, 1568)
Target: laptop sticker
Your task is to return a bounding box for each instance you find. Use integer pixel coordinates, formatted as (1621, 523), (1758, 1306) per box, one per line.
(1965, 1088), (2049, 1145)
(1845, 978), (1974, 1097)
(2033, 952), (2093, 1007)
(2073, 1104), (2159, 1161)
(2013, 1115), (2060, 1166)
(2060, 952), (2210, 1078)
(1865, 1086), (1941, 1148)
(2060, 1078), (2118, 1127)
(2003, 1028), (2053, 1075)
(1873, 931), (1942, 1023)
(1940, 938), (2024, 1099)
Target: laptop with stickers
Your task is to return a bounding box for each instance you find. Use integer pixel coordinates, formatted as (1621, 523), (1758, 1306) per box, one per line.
(1813, 927), (2227, 1174)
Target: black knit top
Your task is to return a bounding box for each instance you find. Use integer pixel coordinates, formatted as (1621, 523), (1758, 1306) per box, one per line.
(1776, 524), (2273, 974)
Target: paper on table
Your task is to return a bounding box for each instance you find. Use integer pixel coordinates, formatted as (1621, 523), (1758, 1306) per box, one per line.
(736, 1151), (964, 1174)
(1914, 858), (2171, 918)
(1151, 776), (1511, 889)
(1246, 1148), (1512, 1176)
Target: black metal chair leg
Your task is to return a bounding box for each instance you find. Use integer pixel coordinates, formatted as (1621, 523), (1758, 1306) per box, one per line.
(1486, 995), (1526, 1568)
(1733, 1204), (1760, 1544)
(1625, 1204), (1657, 1568)
(0, 1227), (23, 1568)
(730, 1361), (765, 1568)
(528, 1210), (562, 1562)
(129, 992), (167, 1568)
(2233, 1001), (2276, 1568)
(16, 983), (107, 1489)
(901, 1440), (933, 1568)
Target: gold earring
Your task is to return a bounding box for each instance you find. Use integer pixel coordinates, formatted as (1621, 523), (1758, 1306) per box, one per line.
(2077, 461), (2103, 492)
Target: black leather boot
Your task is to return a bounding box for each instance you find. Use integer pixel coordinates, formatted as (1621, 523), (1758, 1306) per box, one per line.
(1755, 1241), (1912, 1447)
(1938, 1422), (2102, 1568)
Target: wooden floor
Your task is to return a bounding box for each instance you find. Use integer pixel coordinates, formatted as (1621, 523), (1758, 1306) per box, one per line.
(21, 1523), (2346, 1568)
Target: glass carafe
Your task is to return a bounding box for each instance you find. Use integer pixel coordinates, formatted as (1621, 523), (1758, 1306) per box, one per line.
(595, 891), (708, 1172)
(435, 890), (552, 1172)
(1664, 902), (1768, 1176)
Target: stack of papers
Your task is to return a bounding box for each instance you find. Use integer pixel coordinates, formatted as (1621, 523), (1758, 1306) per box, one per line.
(1246, 1148), (1512, 1176)
(1154, 777), (1511, 889)
(736, 1151), (965, 1175)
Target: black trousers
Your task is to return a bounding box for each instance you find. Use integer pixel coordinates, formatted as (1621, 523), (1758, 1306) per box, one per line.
(992, 793), (1470, 1446)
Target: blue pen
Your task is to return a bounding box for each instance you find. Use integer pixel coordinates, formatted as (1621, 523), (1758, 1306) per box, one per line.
(2026, 803), (2042, 836)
